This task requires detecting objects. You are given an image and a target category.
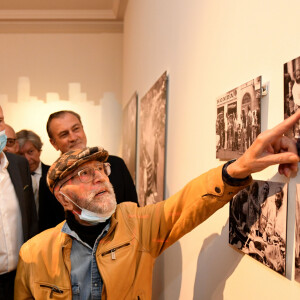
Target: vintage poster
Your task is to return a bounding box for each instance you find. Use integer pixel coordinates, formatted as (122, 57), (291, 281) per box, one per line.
(284, 55), (300, 138)
(138, 71), (167, 207)
(122, 92), (138, 183)
(216, 76), (262, 160)
(229, 180), (287, 276)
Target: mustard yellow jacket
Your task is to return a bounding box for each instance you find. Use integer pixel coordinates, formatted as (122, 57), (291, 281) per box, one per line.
(14, 165), (251, 300)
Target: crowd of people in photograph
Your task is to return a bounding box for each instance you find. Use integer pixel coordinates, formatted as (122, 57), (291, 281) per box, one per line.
(216, 106), (260, 155)
(284, 69), (300, 138)
(229, 181), (286, 274)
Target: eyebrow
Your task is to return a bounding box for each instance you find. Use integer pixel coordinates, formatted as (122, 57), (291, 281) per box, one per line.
(57, 123), (81, 137)
(58, 130), (69, 137)
(79, 163), (102, 170)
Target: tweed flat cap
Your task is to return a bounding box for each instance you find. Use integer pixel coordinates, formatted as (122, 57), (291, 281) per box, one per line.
(47, 146), (109, 193)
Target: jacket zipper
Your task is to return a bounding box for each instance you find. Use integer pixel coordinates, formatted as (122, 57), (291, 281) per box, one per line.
(40, 284), (64, 298)
(101, 242), (130, 260)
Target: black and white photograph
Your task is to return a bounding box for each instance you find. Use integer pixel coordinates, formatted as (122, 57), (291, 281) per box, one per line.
(138, 71), (167, 207)
(229, 180), (287, 276)
(122, 92), (138, 183)
(216, 76), (262, 160)
(284, 55), (300, 138)
(295, 184), (300, 283)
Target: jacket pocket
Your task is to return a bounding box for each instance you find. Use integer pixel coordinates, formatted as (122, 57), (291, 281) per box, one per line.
(101, 242), (131, 260)
(34, 282), (69, 299)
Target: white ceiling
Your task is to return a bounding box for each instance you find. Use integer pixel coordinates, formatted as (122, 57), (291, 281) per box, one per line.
(0, 0), (128, 33)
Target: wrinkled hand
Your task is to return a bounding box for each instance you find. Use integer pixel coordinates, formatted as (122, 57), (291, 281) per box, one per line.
(227, 110), (300, 178)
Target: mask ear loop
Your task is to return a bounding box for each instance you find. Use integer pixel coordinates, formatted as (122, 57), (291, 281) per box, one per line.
(59, 190), (82, 216)
(0, 130), (7, 153)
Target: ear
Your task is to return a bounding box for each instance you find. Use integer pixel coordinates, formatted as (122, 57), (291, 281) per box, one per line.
(15, 141), (20, 153)
(50, 138), (60, 151)
(55, 189), (74, 211)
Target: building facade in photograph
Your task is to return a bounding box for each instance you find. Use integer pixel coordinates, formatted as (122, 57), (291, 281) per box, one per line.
(216, 76), (261, 160)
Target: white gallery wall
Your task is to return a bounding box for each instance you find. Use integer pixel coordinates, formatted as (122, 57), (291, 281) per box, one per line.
(0, 33), (123, 164)
(123, 0), (300, 299)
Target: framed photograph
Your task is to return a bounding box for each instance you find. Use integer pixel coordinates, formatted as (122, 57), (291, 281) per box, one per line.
(284, 55), (300, 138)
(138, 71), (168, 207)
(229, 180), (287, 276)
(122, 92), (138, 184)
(216, 76), (262, 160)
(295, 184), (300, 283)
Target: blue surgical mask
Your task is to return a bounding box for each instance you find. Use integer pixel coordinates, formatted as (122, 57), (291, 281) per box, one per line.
(0, 130), (7, 153)
(59, 191), (115, 224)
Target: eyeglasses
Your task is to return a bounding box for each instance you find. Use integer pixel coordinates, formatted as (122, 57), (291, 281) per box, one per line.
(6, 138), (16, 147)
(75, 163), (111, 183)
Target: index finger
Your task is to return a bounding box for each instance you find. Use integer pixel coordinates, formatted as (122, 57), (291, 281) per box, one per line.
(264, 109), (300, 139)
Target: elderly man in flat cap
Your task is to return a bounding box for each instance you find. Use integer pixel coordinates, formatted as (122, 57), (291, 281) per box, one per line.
(14, 112), (300, 299)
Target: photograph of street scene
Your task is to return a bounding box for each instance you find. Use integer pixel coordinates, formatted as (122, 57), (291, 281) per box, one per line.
(216, 76), (261, 160)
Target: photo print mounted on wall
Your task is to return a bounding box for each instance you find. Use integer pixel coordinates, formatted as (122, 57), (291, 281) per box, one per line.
(216, 76), (262, 160)
(284, 55), (300, 138)
(295, 184), (300, 283)
(138, 71), (168, 207)
(229, 180), (287, 276)
(122, 92), (138, 184)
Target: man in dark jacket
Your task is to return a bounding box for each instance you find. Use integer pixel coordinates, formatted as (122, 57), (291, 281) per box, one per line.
(16, 129), (65, 232)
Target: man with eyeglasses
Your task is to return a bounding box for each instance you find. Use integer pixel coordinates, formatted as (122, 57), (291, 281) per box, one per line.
(0, 106), (38, 300)
(3, 124), (19, 154)
(15, 111), (300, 299)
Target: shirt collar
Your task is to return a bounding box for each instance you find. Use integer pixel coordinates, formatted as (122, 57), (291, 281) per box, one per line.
(33, 162), (42, 176)
(61, 219), (110, 249)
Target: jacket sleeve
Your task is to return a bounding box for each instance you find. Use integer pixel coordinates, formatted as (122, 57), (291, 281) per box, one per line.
(14, 250), (34, 300)
(136, 164), (252, 257)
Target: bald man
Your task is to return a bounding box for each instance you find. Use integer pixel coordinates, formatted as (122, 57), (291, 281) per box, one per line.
(3, 124), (19, 154)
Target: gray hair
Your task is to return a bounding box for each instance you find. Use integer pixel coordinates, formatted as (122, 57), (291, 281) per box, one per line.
(16, 129), (43, 151)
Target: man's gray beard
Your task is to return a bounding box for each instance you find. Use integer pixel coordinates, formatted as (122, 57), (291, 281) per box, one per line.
(76, 181), (117, 217)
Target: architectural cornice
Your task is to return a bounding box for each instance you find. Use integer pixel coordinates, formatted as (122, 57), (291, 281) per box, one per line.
(0, 0), (127, 33)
